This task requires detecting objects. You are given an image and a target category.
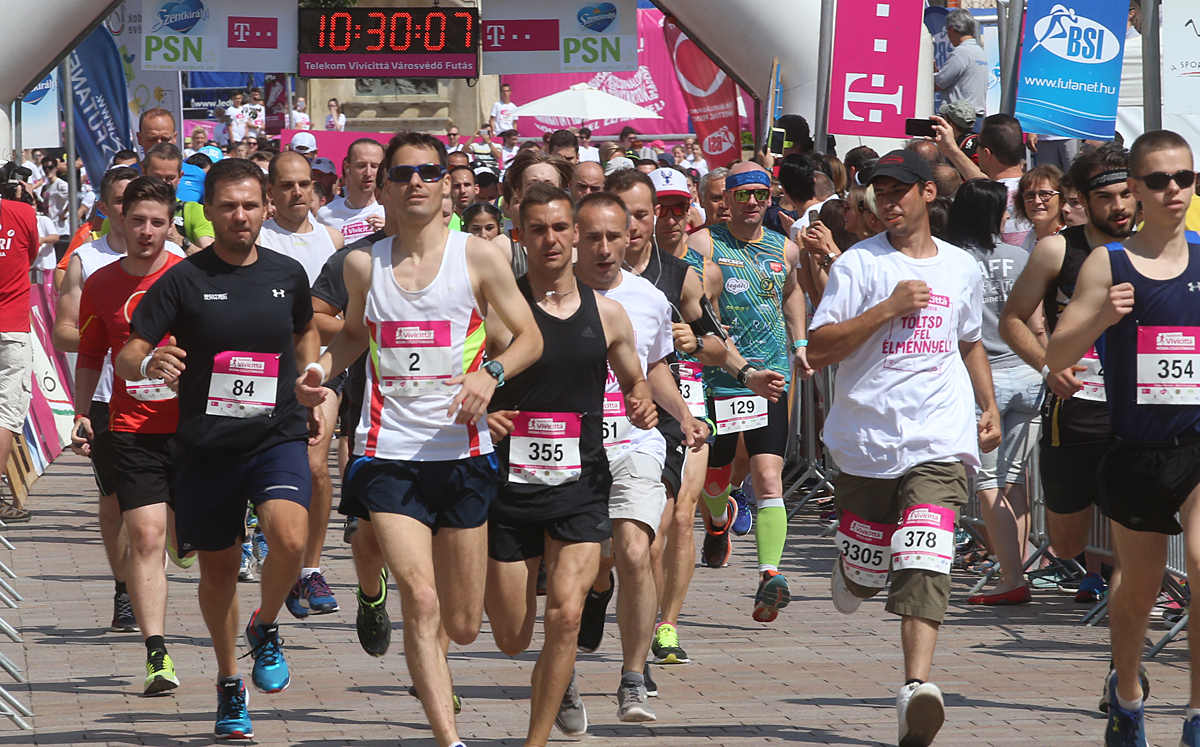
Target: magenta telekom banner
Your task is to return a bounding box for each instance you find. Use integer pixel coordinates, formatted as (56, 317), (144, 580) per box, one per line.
(505, 8), (744, 138)
(827, 0), (924, 139)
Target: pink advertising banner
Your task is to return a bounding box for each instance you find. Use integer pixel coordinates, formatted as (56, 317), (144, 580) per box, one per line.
(280, 130), (394, 174)
(827, 0), (924, 139)
(505, 8), (747, 138)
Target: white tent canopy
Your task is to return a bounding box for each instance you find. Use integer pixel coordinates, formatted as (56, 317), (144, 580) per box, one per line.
(511, 83), (662, 122)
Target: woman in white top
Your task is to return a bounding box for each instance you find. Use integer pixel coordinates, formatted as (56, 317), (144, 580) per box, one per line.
(184, 127), (208, 158)
(326, 98), (346, 131)
(1013, 164), (1065, 253)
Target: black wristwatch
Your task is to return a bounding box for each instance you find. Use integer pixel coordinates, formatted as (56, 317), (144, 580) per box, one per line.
(482, 360), (505, 387)
(693, 336), (705, 353)
(736, 363), (757, 386)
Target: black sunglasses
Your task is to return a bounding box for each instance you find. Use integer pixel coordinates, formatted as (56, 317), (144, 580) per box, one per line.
(1136, 170), (1196, 190)
(388, 163), (447, 184)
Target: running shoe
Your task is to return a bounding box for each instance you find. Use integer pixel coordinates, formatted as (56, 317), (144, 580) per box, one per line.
(407, 683), (462, 713)
(238, 543), (255, 582)
(284, 578), (309, 619)
(830, 557), (864, 615)
(111, 591), (138, 632)
(730, 488), (754, 536)
(1099, 666), (1151, 713)
(214, 678), (253, 740)
(165, 536), (195, 570)
(307, 571), (340, 614)
(1075, 573), (1107, 604)
(752, 570), (791, 623)
(356, 569), (391, 657)
(577, 572), (614, 653)
(1181, 714), (1200, 747)
(251, 531), (268, 574)
(616, 678), (655, 722)
(651, 622), (690, 664)
(343, 516), (358, 544)
(642, 662), (658, 698)
(555, 670), (588, 736)
(143, 650), (179, 695)
(1103, 673), (1146, 747)
(701, 496), (738, 569)
(897, 681), (945, 747)
(243, 609), (290, 693)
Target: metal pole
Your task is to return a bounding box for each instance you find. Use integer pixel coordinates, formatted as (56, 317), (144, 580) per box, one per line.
(12, 101), (21, 162)
(812, 0), (836, 155)
(1000, 0), (1025, 115)
(285, 74), (294, 131)
(62, 61), (77, 237)
(1143, 0), (1162, 132)
(996, 0), (1009, 69)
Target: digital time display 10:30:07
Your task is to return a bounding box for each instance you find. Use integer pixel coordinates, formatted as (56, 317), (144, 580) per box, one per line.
(298, 8), (479, 79)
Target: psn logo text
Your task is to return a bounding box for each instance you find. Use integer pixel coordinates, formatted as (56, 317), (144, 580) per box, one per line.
(1030, 5), (1120, 64)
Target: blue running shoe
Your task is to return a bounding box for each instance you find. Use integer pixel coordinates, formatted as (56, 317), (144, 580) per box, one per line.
(1075, 573), (1107, 604)
(238, 543), (254, 582)
(1181, 714), (1200, 747)
(305, 571), (340, 614)
(251, 531), (268, 569)
(244, 609), (290, 693)
(731, 489), (754, 536)
(214, 679), (253, 739)
(752, 571), (791, 623)
(284, 578), (310, 619)
(1104, 673), (1146, 747)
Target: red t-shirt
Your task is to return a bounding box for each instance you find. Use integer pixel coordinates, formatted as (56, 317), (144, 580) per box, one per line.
(78, 254), (183, 433)
(0, 200), (39, 333)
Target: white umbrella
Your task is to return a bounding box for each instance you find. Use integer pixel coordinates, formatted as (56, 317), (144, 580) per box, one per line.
(511, 83), (662, 121)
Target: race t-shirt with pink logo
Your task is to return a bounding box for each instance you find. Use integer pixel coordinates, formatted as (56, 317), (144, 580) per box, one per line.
(317, 196), (386, 242)
(810, 232), (984, 479)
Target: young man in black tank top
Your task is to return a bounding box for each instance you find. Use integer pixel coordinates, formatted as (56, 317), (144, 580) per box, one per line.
(1000, 144), (1135, 609)
(483, 182), (656, 746)
(1047, 130), (1200, 747)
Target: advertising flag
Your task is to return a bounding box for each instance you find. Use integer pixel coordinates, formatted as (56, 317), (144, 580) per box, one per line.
(67, 27), (133, 187)
(662, 17), (740, 168)
(1014, 0), (1128, 139)
(20, 72), (61, 150)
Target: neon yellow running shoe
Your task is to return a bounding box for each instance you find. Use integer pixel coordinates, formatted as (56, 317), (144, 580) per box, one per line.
(651, 622), (690, 664)
(144, 650), (180, 695)
(166, 536), (195, 569)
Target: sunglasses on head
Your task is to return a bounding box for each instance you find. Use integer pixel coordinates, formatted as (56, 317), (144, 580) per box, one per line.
(1136, 170), (1196, 190)
(388, 163), (446, 184)
(658, 203), (688, 217)
(733, 188), (770, 203)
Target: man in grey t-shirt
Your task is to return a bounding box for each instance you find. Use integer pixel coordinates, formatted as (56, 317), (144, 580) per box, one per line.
(934, 9), (989, 127)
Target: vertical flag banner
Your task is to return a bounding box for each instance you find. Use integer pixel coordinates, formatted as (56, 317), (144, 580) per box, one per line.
(828, 0), (924, 138)
(663, 17), (740, 168)
(68, 26), (133, 186)
(1162, 0), (1200, 116)
(263, 74), (288, 135)
(1014, 0), (1128, 139)
(20, 72), (62, 149)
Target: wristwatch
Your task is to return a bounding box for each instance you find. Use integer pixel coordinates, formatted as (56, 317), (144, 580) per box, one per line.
(482, 360), (505, 387)
(693, 336), (705, 353)
(736, 363), (757, 386)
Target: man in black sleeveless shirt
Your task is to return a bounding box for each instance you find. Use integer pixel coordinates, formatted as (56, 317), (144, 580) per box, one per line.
(1000, 144), (1135, 611)
(484, 183), (656, 745)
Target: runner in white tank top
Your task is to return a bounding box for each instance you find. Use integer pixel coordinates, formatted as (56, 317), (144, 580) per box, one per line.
(260, 152), (348, 619)
(309, 133), (543, 747)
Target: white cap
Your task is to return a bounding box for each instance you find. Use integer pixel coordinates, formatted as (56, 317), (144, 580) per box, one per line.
(290, 131), (317, 154)
(604, 156), (635, 176)
(312, 157), (337, 175)
(649, 168), (690, 199)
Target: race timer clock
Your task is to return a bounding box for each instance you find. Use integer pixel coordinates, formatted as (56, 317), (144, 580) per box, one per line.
(298, 8), (479, 78)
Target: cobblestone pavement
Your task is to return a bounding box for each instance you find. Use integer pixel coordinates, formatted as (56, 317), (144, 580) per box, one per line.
(0, 455), (1189, 745)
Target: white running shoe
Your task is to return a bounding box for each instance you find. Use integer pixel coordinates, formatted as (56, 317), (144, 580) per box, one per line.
(831, 557), (864, 615)
(897, 681), (945, 747)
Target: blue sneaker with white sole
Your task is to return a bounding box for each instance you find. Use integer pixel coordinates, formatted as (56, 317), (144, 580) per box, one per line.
(214, 678), (253, 739)
(1104, 672), (1146, 747)
(244, 609), (290, 693)
(1182, 715), (1200, 747)
(731, 489), (754, 536)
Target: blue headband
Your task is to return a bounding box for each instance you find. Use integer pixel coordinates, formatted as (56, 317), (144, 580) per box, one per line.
(725, 170), (771, 190)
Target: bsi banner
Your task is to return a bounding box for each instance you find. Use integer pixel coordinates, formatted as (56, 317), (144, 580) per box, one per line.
(1014, 0), (1128, 139)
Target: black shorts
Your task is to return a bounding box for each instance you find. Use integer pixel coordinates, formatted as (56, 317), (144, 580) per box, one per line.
(488, 468), (613, 562)
(1040, 439), (1107, 515)
(657, 413), (685, 497)
(338, 455), (370, 521)
(340, 354), (368, 443)
(1099, 435), (1200, 535)
(174, 440), (312, 553)
(109, 432), (177, 513)
(88, 400), (116, 496)
(324, 370), (347, 397)
(349, 454), (497, 533)
(708, 395), (790, 468)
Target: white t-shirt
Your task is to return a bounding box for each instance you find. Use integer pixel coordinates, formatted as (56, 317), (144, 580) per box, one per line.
(34, 215), (58, 271)
(316, 196), (385, 242)
(326, 113), (346, 131)
(258, 219), (340, 285)
(292, 111), (312, 130)
(490, 100), (518, 135)
(22, 161), (45, 186)
(684, 156), (709, 176)
(42, 178), (70, 235)
(809, 233), (984, 479)
(244, 104), (265, 138)
(788, 195), (839, 242)
(597, 270), (671, 466)
(998, 176), (1033, 247)
(580, 145), (601, 163)
(500, 145), (520, 171)
(226, 105), (249, 142)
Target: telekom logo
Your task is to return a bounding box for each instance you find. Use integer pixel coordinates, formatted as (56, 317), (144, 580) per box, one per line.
(829, 1), (921, 137)
(228, 17), (277, 49)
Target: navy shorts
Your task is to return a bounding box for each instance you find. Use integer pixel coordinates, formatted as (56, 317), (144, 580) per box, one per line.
(348, 454), (497, 533)
(174, 440), (312, 553)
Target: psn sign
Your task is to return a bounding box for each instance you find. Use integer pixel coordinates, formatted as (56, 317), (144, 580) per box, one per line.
(1029, 5), (1121, 64)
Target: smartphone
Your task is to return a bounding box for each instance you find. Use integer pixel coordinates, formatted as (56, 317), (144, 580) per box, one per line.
(768, 127), (787, 157)
(808, 210), (820, 225)
(75, 423), (89, 442)
(905, 118), (937, 139)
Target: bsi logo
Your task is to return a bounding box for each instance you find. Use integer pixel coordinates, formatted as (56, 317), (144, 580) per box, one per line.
(703, 126), (737, 157)
(1030, 5), (1120, 65)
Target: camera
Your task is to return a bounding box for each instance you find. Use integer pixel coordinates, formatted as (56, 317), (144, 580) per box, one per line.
(0, 162), (34, 205)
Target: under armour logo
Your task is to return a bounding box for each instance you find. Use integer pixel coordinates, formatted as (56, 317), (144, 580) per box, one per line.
(272, 289), (286, 298)
(1189, 282), (1200, 292)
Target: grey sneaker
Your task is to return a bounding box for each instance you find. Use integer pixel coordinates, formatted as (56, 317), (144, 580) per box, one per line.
(554, 670), (588, 736)
(616, 679), (656, 723)
(897, 681), (944, 747)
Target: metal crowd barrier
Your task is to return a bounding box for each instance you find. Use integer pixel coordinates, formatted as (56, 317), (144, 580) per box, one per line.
(0, 514), (30, 730)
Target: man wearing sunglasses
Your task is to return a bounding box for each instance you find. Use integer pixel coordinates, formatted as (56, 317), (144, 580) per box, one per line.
(310, 132), (542, 747)
(317, 138), (386, 242)
(1046, 130), (1200, 747)
(686, 162), (807, 624)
